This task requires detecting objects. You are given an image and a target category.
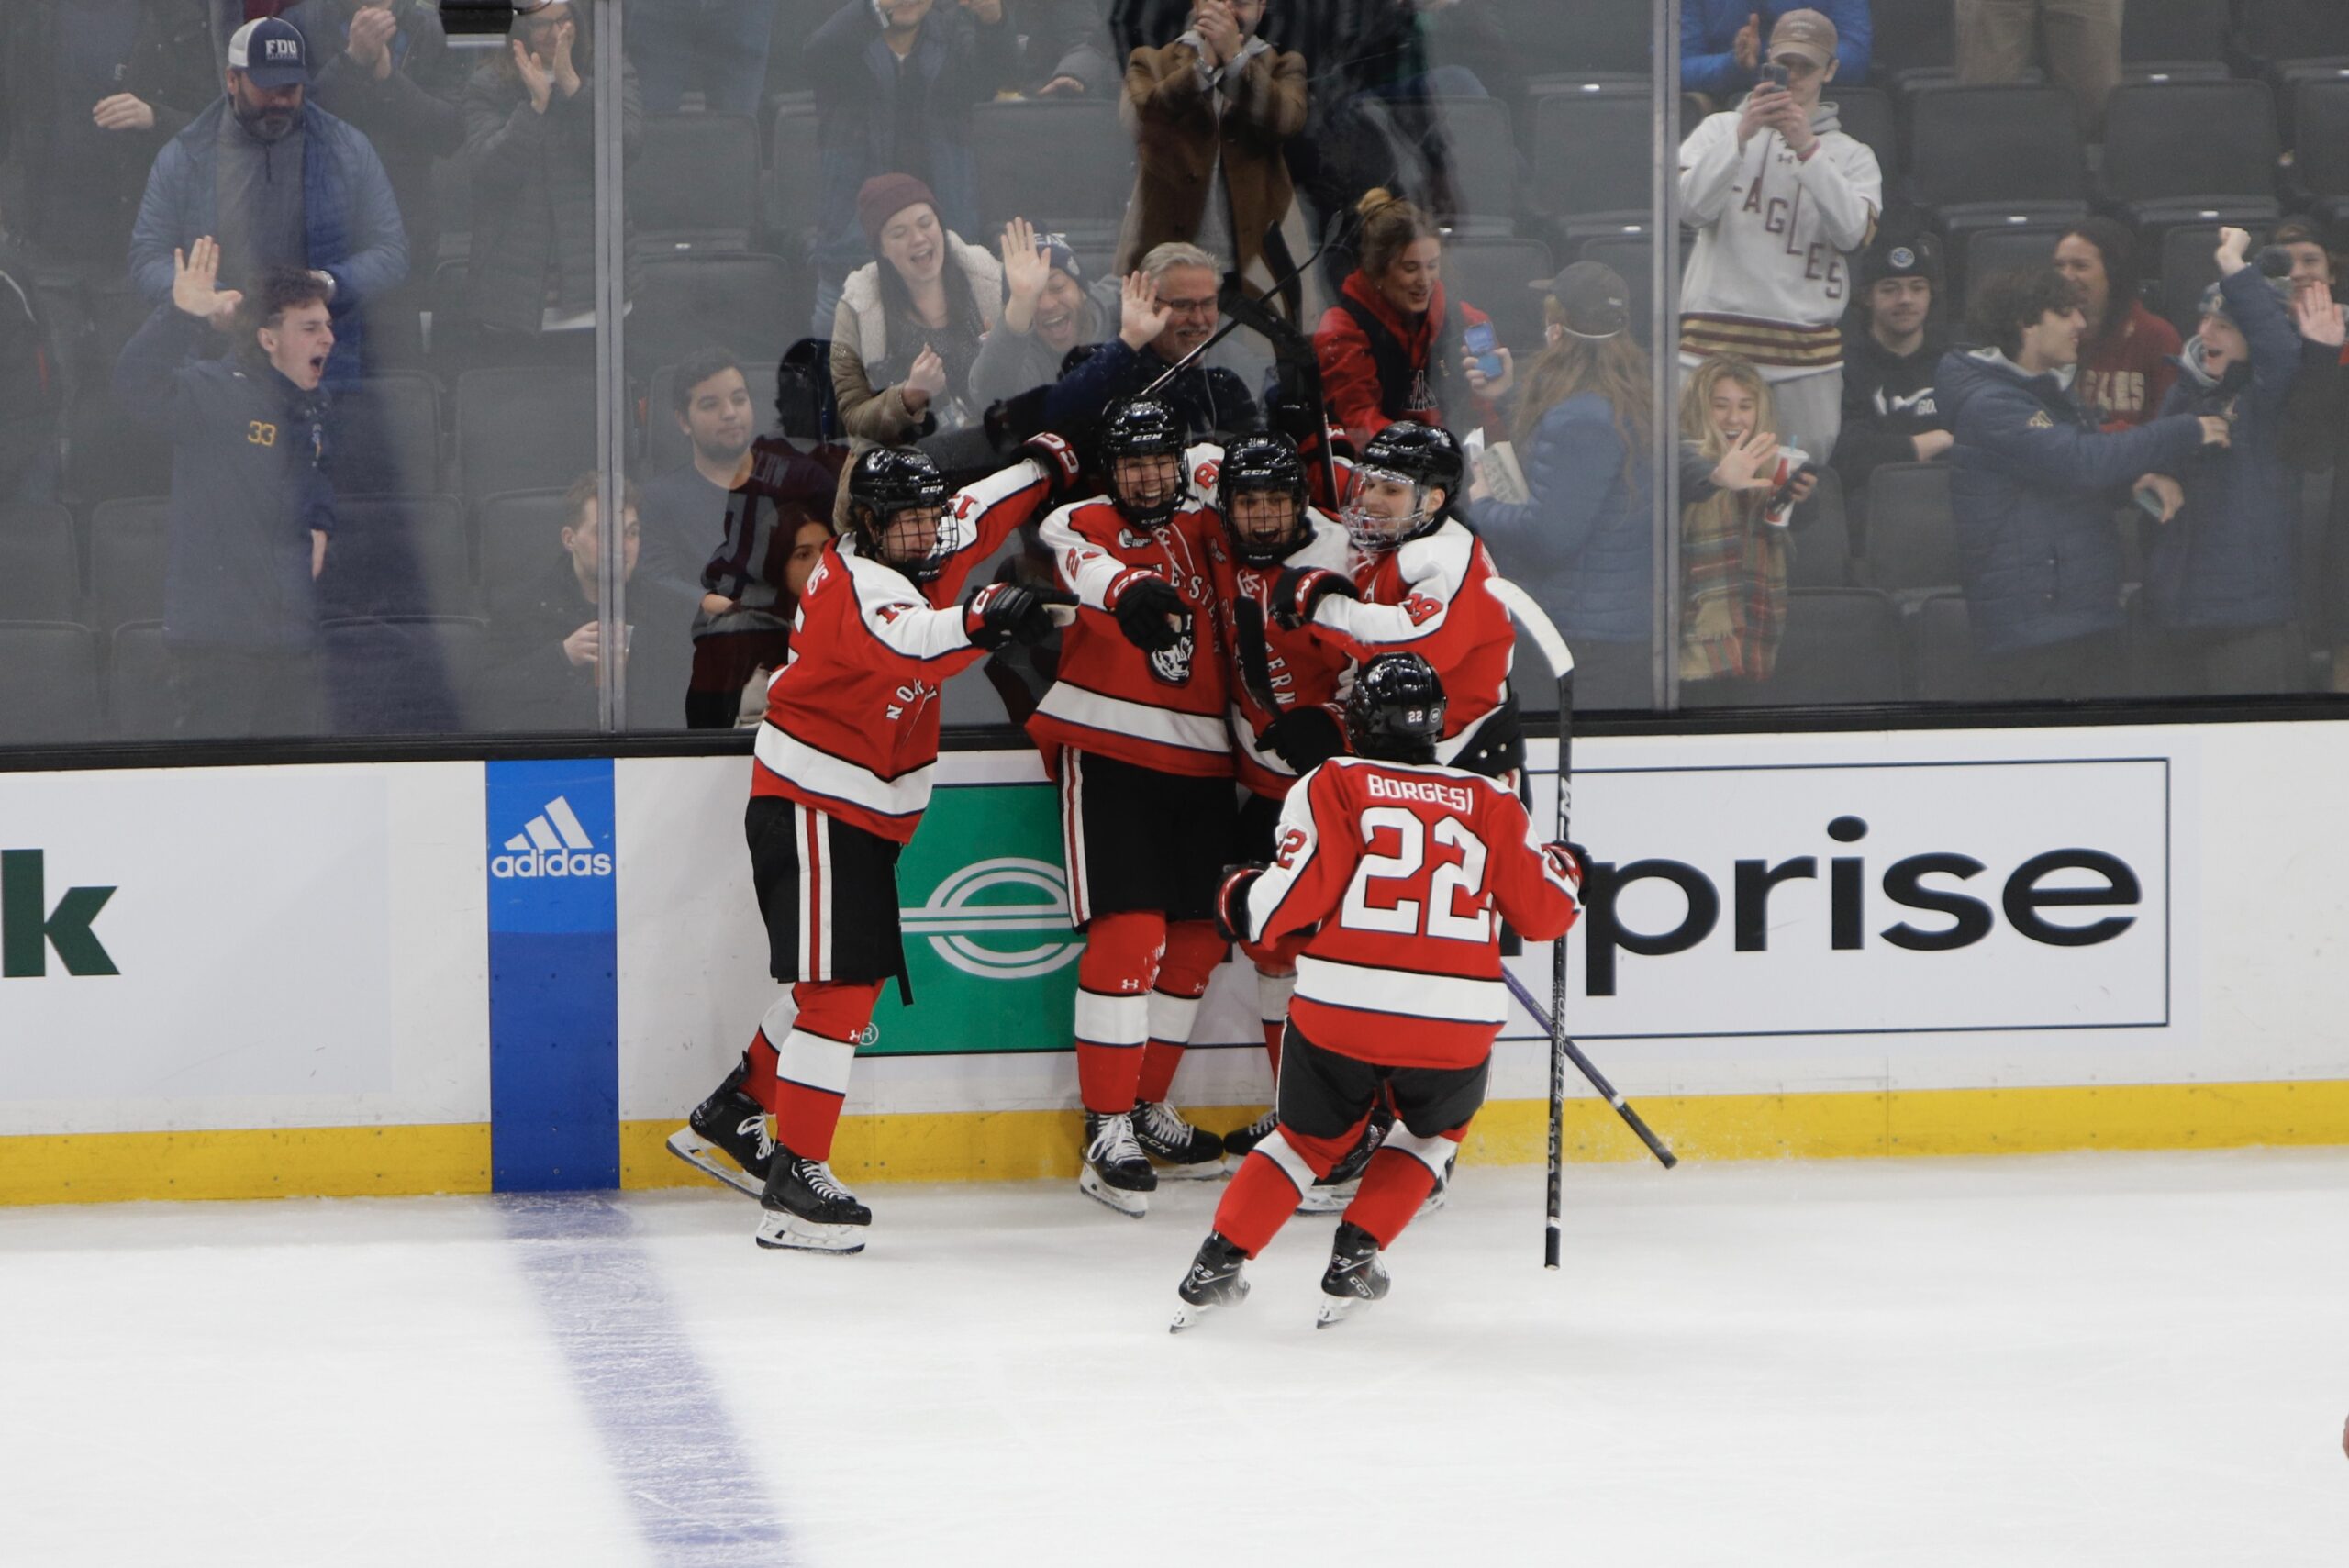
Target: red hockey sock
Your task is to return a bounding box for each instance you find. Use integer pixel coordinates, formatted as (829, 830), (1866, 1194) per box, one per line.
(771, 980), (881, 1162)
(1210, 1125), (1353, 1254)
(1135, 921), (1225, 1105)
(744, 1033), (781, 1116)
(1260, 1024), (1284, 1077)
(1136, 1041), (1185, 1106)
(1253, 967), (1295, 1078)
(1074, 911), (1163, 1114)
(1341, 1129), (1462, 1249)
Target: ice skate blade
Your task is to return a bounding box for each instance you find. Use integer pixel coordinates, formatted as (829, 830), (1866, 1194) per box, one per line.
(1415, 1183), (1449, 1219)
(1170, 1279), (1248, 1332)
(666, 1128), (764, 1199)
(753, 1210), (867, 1253)
(1295, 1179), (1362, 1216)
(1078, 1167), (1150, 1218)
(1315, 1294), (1372, 1329)
(1152, 1156), (1230, 1182)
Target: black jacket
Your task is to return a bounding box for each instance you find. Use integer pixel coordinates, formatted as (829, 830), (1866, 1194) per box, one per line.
(1834, 323), (1950, 500)
(287, 0), (468, 264)
(479, 551), (602, 730)
(1042, 338), (1262, 444)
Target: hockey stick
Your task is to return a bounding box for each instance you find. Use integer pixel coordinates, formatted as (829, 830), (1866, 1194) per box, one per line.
(1137, 233), (1330, 403)
(1485, 580), (1676, 1273)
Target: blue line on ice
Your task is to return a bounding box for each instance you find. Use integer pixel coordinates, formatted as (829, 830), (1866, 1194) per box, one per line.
(500, 1194), (795, 1566)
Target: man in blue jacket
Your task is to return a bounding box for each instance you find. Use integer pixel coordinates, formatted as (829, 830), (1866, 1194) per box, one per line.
(127, 17), (407, 385)
(117, 239), (337, 740)
(2142, 228), (2309, 695)
(1940, 266), (2226, 700)
(1683, 1), (1870, 101)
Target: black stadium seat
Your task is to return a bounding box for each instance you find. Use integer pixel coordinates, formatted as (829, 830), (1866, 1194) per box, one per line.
(1962, 224), (2066, 314)
(1526, 84), (1651, 243)
(633, 115), (760, 254)
(1506, 0), (1650, 83)
(1698, 589), (1906, 706)
(2157, 223), (2243, 338)
(456, 369), (596, 513)
(1871, 1), (1956, 94)
(476, 488), (579, 603)
(1909, 86), (2087, 246)
(0, 503), (83, 622)
(317, 495), (474, 621)
(331, 372), (443, 495)
(320, 615), (484, 734)
(1864, 462), (1961, 593)
(2121, 0), (2232, 82)
(972, 99), (1133, 250)
(89, 496), (171, 634)
(768, 96), (820, 250)
(2099, 81), (2282, 233)
(1787, 467), (1852, 591)
(2291, 80), (2349, 222)
(0, 621), (103, 743)
(629, 254), (794, 386)
(108, 622), (174, 740)
(1833, 86), (1899, 179)
(1440, 237), (1553, 363)
(1907, 590), (1981, 702)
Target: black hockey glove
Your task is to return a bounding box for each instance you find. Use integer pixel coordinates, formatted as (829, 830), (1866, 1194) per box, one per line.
(1108, 571), (1186, 652)
(1271, 564), (1358, 630)
(964, 582), (1080, 651)
(1263, 706), (1344, 773)
(1213, 863), (1267, 946)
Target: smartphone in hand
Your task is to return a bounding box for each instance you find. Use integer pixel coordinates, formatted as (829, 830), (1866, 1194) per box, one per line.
(1463, 321), (1504, 381)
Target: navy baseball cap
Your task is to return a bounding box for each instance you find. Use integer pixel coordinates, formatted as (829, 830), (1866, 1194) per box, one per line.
(228, 17), (310, 88)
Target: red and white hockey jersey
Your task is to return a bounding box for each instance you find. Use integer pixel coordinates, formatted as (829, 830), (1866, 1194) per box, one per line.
(1302, 517), (1518, 767)
(1240, 756), (1580, 1069)
(1028, 450), (1233, 780)
(752, 456), (1059, 841)
(1213, 506), (1356, 799)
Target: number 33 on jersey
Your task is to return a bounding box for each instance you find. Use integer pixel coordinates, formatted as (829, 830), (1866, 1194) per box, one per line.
(1236, 757), (1584, 1070)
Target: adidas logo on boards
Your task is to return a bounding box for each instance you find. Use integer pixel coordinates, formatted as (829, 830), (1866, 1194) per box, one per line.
(492, 795), (613, 880)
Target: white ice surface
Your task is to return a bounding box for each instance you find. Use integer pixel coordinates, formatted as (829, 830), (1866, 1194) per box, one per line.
(4, 1151), (2346, 1565)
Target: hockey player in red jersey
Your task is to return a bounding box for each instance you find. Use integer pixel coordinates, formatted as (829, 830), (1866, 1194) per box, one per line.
(1205, 432), (1356, 1162)
(1030, 395), (1238, 1215)
(1172, 653), (1584, 1329)
(671, 439), (1079, 1251)
(1270, 421), (1526, 784)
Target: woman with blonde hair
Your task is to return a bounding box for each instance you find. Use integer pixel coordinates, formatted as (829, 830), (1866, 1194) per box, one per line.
(1313, 187), (1510, 447)
(1466, 261), (1653, 706)
(1676, 354), (1815, 694)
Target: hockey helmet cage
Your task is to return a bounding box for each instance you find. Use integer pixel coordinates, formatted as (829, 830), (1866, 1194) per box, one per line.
(1100, 395), (1186, 527)
(1342, 420), (1464, 554)
(1345, 652), (1447, 762)
(1217, 432), (1310, 564)
(844, 445), (951, 578)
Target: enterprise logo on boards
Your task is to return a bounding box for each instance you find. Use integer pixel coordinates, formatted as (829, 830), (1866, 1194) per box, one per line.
(899, 857), (1083, 979)
(492, 796), (614, 880)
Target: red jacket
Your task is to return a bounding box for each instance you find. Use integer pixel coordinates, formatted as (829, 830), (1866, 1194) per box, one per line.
(1313, 271), (1501, 448)
(2077, 300), (2182, 433)
(1240, 756), (1580, 1068)
(751, 457), (1059, 841)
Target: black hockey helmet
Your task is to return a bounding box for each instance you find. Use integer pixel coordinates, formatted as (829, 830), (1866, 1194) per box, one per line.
(843, 445), (950, 577)
(1343, 420), (1464, 553)
(1099, 395), (1185, 527)
(1346, 653), (1447, 762)
(1217, 432), (1310, 565)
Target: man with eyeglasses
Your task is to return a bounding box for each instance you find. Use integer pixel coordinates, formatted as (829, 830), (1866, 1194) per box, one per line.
(1043, 240), (1261, 441)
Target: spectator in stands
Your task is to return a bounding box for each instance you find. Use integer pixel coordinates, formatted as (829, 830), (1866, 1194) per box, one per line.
(2054, 218), (2178, 433)
(1681, 2), (1871, 105)
(1043, 240), (1260, 439)
(689, 439), (845, 728)
(0, 2), (221, 270)
(1117, 0), (1308, 299)
(460, 1), (641, 365)
(117, 245), (336, 738)
(631, 0), (776, 116)
(638, 348), (757, 637)
(830, 174), (1004, 448)
(128, 18), (408, 384)
(1835, 227), (1954, 514)
(2277, 217), (2348, 473)
(1678, 9), (1881, 465)
(1939, 267), (2224, 701)
(479, 471), (643, 730)
(973, 218), (1117, 406)
(1956, 0), (2120, 140)
(286, 0), (467, 274)
(1676, 354), (1813, 696)
(1465, 262), (1653, 707)
(1012, 0), (1118, 97)
(805, 0), (1018, 339)
(1313, 188), (1510, 450)
(0, 234), (58, 504)
(2140, 229), (2310, 695)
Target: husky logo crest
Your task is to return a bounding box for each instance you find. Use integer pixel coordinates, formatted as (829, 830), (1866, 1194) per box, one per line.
(1148, 610), (1197, 686)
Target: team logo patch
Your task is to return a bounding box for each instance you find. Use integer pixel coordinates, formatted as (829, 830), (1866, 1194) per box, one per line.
(1147, 612), (1197, 687)
(1889, 246), (1917, 272)
(2026, 411), (2054, 429)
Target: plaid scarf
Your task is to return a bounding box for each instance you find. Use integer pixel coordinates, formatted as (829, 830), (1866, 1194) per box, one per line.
(1678, 484), (1787, 682)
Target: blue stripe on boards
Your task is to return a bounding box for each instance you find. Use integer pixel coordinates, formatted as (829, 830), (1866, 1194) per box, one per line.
(500, 1195), (796, 1564)
(487, 760), (620, 1190)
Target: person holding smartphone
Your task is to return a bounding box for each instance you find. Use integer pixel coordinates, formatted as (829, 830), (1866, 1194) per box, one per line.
(1312, 188), (1513, 450)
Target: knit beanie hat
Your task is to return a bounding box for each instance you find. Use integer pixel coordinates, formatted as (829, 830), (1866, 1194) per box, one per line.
(857, 174), (938, 253)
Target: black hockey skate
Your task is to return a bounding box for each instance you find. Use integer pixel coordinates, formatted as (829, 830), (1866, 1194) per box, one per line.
(1221, 1106), (1279, 1159)
(1296, 1113), (1388, 1215)
(1132, 1099), (1227, 1179)
(754, 1148), (872, 1253)
(666, 1055), (775, 1198)
(1079, 1110), (1157, 1218)
(1314, 1221), (1390, 1329)
(1169, 1232), (1252, 1332)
